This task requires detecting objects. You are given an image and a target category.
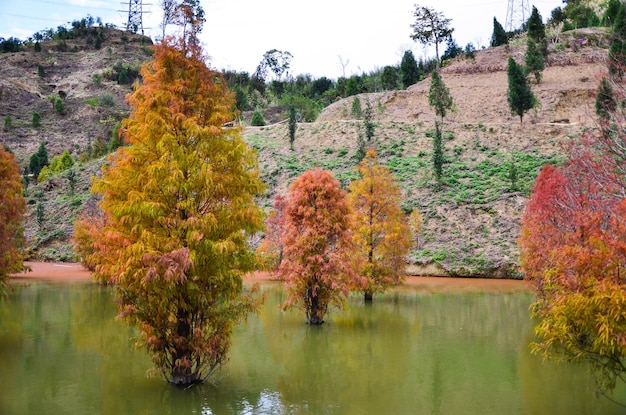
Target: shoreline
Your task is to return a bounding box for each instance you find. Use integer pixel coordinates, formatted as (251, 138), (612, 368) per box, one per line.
(10, 262), (532, 293)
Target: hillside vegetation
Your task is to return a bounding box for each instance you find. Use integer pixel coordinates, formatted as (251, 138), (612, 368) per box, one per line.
(0, 27), (611, 277)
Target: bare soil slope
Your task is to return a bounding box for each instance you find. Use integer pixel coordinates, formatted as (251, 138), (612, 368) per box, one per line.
(244, 35), (610, 278)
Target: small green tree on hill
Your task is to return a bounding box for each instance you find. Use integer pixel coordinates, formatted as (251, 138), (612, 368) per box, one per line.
(400, 50), (420, 88)
(432, 121), (444, 182)
(608, 1), (626, 80)
(527, 6), (548, 57)
(288, 105), (297, 150)
(428, 70), (454, 122)
(507, 57), (535, 123)
(525, 39), (545, 83)
(250, 108), (266, 126)
(491, 17), (508, 47)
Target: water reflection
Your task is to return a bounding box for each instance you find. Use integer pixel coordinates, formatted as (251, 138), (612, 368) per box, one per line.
(0, 282), (624, 414)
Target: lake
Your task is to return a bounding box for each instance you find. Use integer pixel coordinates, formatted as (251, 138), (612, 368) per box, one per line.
(1, 280), (624, 414)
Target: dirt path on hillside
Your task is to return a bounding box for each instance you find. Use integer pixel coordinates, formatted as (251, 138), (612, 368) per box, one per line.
(11, 262), (531, 293)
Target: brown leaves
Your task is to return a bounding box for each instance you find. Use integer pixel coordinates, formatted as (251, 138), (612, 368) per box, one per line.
(278, 169), (358, 324)
(0, 144), (26, 284)
(80, 40), (264, 384)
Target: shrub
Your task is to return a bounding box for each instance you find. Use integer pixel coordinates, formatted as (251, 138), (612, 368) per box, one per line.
(250, 109), (266, 126)
(85, 97), (99, 108)
(32, 112), (41, 127)
(54, 97), (65, 114)
(3, 115), (12, 131)
(92, 73), (102, 86)
(99, 93), (115, 107)
(37, 64), (45, 77)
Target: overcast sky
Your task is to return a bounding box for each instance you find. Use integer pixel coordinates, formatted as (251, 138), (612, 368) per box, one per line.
(1, 0), (561, 79)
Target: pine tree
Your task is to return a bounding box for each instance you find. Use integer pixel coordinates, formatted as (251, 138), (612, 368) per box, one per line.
(525, 39), (545, 83)
(288, 105), (297, 150)
(527, 6), (548, 57)
(428, 70), (454, 122)
(432, 121), (444, 181)
(491, 17), (508, 47)
(507, 57), (535, 123)
(400, 50), (420, 88)
(608, 1), (626, 80)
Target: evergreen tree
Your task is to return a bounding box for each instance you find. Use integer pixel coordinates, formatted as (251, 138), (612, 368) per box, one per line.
(603, 0), (622, 27)
(400, 50), (420, 88)
(250, 109), (266, 126)
(29, 153), (41, 180)
(381, 65), (399, 90)
(507, 57), (535, 123)
(525, 39), (545, 83)
(363, 100), (375, 144)
(491, 17), (508, 47)
(428, 70), (454, 122)
(432, 121), (444, 182)
(527, 6), (548, 57)
(351, 96), (362, 119)
(288, 105), (297, 150)
(36, 141), (49, 167)
(608, 1), (626, 80)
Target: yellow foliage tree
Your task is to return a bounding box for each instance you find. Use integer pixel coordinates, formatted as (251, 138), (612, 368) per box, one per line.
(0, 144), (26, 290)
(88, 37), (265, 385)
(347, 149), (412, 301)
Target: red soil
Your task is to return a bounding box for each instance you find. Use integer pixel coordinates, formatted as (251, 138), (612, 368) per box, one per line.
(10, 262), (532, 293)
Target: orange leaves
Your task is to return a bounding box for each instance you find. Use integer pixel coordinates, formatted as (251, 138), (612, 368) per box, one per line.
(519, 108), (626, 393)
(274, 154), (414, 318)
(347, 149), (412, 299)
(0, 144), (26, 284)
(81, 40), (264, 385)
(278, 169), (358, 324)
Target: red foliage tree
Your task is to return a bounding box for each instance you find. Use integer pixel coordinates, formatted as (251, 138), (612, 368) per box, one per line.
(519, 75), (626, 394)
(278, 169), (359, 324)
(0, 144), (26, 289)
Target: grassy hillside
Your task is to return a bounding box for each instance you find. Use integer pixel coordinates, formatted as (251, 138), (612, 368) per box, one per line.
(0, 27), (611, 277)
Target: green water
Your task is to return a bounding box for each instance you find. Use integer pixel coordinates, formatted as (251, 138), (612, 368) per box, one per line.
(0, 281), (624, 414)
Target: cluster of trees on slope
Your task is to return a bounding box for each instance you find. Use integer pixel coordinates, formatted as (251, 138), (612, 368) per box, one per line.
(0, 15), (120, 53)
(518, 0), (626, 400)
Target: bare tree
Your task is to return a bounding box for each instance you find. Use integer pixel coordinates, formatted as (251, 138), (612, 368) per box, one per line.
(338, 55), (350, 78)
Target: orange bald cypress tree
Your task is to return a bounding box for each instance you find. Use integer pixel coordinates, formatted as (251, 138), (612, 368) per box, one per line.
(90, 37), (265, 385)
(347, 149), (412, 301)
(519, 86), (626, 394)
(0, 144), (26, 290)
(279, 169), (359, 324)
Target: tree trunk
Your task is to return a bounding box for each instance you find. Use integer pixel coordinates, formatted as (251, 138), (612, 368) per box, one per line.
(364, 291), (373, 302)
(168, 312), (200, 386)
(307, 287), (325, 325)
